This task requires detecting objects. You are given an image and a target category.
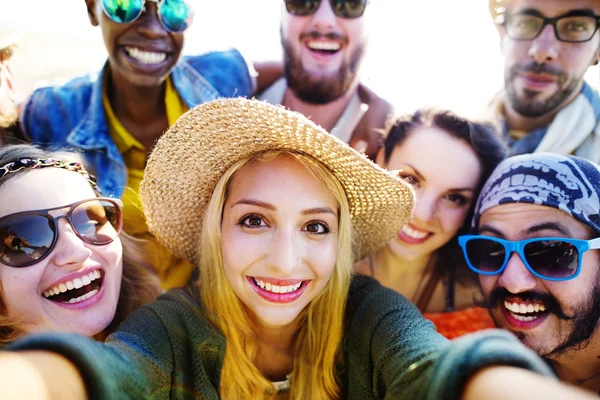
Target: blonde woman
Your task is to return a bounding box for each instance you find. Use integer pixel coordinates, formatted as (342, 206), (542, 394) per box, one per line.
(0, 99), (596, 400)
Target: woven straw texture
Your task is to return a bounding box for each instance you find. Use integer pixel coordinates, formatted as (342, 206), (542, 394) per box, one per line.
(141, 98), (415, 265)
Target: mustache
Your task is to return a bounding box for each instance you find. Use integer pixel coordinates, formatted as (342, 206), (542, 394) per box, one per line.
(512, 61), (565, 78)
(484, 287), (574, 320)
(299, 31), (348, 45)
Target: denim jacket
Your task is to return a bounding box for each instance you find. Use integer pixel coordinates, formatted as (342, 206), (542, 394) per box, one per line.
(21, 49), (253, 197)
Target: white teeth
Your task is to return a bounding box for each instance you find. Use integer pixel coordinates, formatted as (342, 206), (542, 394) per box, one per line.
(519, 304), (527, 314)
(307, 41), (341, 51)
(67, 289), (99, 304)
(253, 278), (302, 294)
(504, 301), (547, 315)
(125, 46), (167, 64)
(526, 304), (534, 313)
(42, 270), (102, 299)
(511, 313), (538, 322)
(401, 225), (429, 239)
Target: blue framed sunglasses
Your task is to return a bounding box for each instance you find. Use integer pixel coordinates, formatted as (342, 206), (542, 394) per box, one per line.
(102, 0), (194, 33)
(458, 235), (600, 281)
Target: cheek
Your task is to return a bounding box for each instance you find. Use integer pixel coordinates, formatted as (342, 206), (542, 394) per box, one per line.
(479, 276), (497, 296)
(309, 237), (338, 279)
(0, 268), (43, 313)
(439, 206), (468, 234)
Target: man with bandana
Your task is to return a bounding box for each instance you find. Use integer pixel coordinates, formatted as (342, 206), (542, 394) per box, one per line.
(459, 152), (600, 394)
(487, 0), (600, 163)
(0, 29), (20, 145)
(258, 0), (392, 160)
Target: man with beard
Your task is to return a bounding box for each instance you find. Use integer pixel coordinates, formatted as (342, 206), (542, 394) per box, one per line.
(488, 0), (600, 163)
(0, 29), (21, 145)
(258, 0), (392, 160)
(458, 152), (600, 394)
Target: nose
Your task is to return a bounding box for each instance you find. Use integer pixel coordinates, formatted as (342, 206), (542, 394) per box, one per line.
(498, 252), (538, 293)
(528, 24), (559, 64)
(266, 228), (302, 275)
(412, 190), (438, 223)
(311, 0), (338, 30)
(136, 2), (168, 38)
(49, 219), (93, 267)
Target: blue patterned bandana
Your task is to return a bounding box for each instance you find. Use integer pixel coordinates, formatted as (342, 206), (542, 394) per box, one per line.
(473, 153), (600, 234)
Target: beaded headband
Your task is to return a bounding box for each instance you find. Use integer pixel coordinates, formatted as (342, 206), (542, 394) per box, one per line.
(0, 158), (101, 193)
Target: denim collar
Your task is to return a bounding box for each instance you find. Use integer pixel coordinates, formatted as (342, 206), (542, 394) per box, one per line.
(65, 58), (223, 162)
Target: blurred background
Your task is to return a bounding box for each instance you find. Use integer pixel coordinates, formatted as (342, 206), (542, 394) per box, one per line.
(2, 0), (599, 117)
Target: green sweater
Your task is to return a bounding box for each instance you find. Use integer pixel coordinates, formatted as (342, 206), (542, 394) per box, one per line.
(9, 275), (552, 399)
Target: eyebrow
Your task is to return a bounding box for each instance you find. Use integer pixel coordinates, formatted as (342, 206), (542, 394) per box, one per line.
(515, 8), (597, 18)
(403, 163), (425, 181)
(404, 163), (475, 192)
(479, 221), (571, 238)
(231, 199), (337, 216)
(526, 221), (571, 236)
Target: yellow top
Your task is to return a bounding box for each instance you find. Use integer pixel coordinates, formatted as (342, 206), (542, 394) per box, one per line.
(103, 76), (192, 289)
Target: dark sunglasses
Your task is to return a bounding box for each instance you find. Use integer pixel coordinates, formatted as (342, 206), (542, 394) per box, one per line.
(102, 0), (194, 33)
(0, 198), (123, 268)
(458, 235), (600, 281)
(284, 0), (368, 19)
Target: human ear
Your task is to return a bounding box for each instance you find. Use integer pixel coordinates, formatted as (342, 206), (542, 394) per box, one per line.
(85, 0), (100, 27)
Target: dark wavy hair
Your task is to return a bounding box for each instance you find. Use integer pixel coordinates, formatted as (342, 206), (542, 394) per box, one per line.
(0, 144), (161, 344)
(381, 109), (508, 296)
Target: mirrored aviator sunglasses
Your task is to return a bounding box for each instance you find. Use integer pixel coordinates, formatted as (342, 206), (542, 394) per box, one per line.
(0, 198), (123, 268)
(284, 0), (368, 19)
(102, 0), (194, 33)
(458, 235), (600, 281)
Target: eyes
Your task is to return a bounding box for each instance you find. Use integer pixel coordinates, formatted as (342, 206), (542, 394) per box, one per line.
(238, 214), (331, 236)
(400, 173), (470, 207)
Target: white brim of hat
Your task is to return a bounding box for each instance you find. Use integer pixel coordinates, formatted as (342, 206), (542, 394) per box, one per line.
(141, 98), (415, 265)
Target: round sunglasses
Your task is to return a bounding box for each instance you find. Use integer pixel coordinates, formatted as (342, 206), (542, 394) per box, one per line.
(0, 198), (123, 268)
(284, 0), (368, 19)
(102, 0), (194, 33)
(458, 235), (600, 281)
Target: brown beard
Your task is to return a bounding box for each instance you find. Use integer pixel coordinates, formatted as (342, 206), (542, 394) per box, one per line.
(281, 29), (365, 105)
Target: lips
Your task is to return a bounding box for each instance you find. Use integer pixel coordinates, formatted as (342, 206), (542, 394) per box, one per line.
(518, 72), (558, 90)
(43, 269), (104, 304)
(501, 298), (549, 330)
(397, 224), (432, 245)
(247, 276), (310, 303)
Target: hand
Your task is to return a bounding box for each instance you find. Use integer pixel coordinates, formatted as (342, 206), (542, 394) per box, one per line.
(463, 366), (598, 400)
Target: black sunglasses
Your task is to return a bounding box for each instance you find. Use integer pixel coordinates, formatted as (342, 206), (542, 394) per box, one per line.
(0, 198), (123, 268)
(284, 0), (368, 19)
(502, 12), (600, 43)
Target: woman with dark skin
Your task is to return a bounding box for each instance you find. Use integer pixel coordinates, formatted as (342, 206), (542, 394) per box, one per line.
(19, 0), (282, 289)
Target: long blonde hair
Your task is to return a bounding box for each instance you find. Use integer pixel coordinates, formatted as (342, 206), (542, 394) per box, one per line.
(197, 150), (354, 399)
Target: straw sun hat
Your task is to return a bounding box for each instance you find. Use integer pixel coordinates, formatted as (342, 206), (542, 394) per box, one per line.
(141, 98), (415, 265)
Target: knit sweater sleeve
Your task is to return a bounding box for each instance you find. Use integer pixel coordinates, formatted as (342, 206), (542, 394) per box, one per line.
(345, 275), (554, 400)
(6, 290), (222, 399)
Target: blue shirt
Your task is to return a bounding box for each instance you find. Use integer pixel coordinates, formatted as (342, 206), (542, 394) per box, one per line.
(20, 49), (254, 197)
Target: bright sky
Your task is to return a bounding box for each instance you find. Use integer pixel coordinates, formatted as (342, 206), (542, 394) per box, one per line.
(3, 0), (599, 117)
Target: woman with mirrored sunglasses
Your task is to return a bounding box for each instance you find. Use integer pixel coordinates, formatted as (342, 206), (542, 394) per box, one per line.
(0, 144), (161, 345)
(19, 0), (282, 291)
(355, 108), (508, 339)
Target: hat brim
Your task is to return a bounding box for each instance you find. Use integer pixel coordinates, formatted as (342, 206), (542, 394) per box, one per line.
(141, 98), (415, 265)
